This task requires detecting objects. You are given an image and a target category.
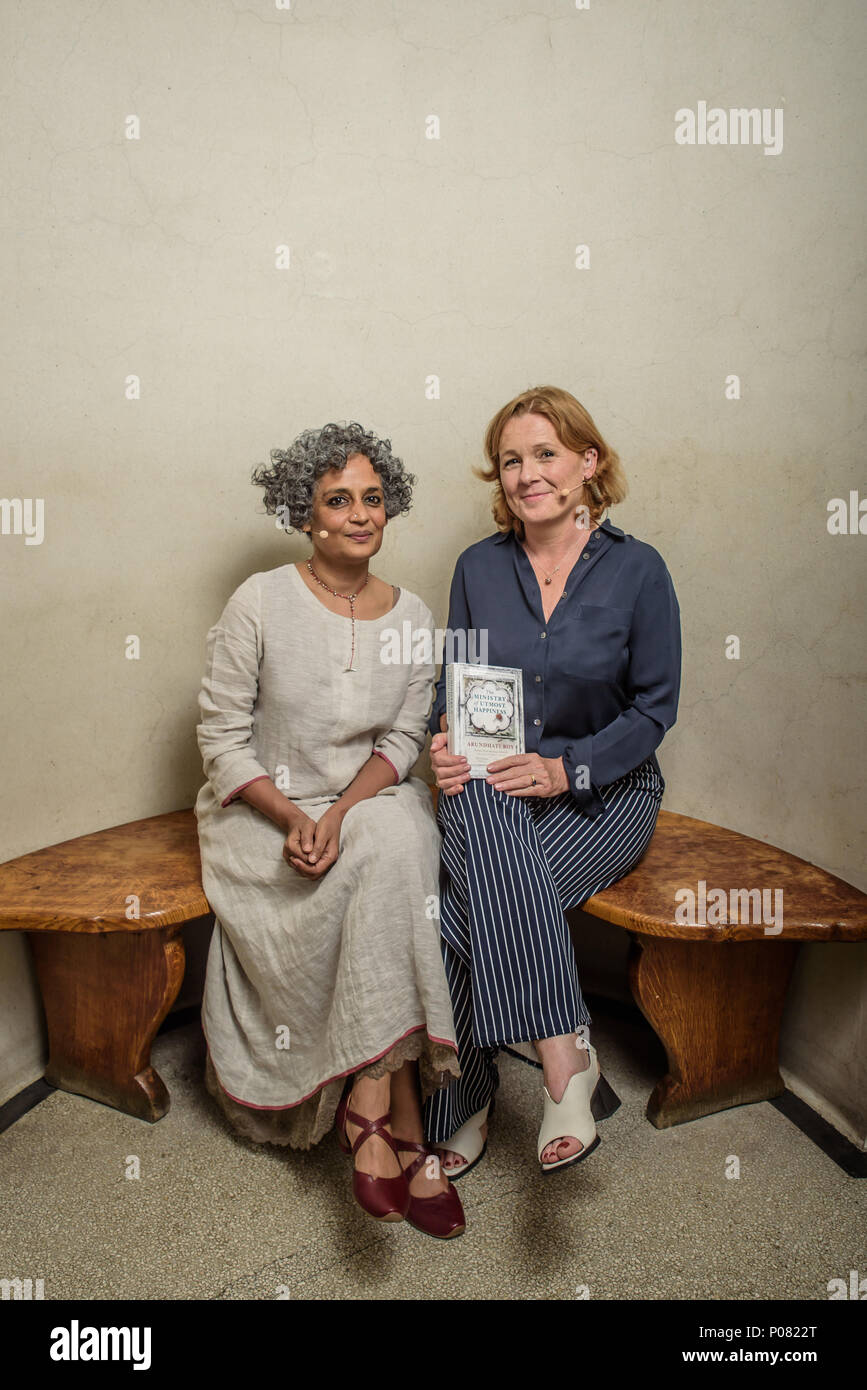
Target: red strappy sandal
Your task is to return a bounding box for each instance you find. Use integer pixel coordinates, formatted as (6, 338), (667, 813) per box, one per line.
(335, 1083), (409, 1223)
(392, 1137), (466, 1239)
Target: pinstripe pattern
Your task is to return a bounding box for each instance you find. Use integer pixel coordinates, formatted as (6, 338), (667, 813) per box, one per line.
(423, 759), (664, 1144)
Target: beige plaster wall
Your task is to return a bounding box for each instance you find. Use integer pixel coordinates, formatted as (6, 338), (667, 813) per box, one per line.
(1, 2), (864, 1143)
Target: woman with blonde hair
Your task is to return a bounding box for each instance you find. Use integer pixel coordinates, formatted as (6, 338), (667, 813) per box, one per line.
(426, 386), (681, 1176)
(196, 421), (465, 1238)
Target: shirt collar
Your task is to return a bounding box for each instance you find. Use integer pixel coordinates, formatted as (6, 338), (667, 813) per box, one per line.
(493, 517), (625, 544)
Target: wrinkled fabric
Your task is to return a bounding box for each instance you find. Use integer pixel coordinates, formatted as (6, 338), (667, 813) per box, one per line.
(194, 563), (459, 1147)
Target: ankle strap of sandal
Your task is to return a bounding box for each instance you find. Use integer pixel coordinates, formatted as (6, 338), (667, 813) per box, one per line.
(345, 1109), (398, 1158)
(392, 1136), (429, 1183)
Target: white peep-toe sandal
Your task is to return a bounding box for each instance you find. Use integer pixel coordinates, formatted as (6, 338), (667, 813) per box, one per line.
(434, 1099), (493, 1182)
(537, 1044), (603, 1174)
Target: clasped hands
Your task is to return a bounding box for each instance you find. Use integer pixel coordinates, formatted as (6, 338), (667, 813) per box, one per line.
(283, 804), (344, 879)
(283, 731), (571, 875)
(430, 731), (569, 799)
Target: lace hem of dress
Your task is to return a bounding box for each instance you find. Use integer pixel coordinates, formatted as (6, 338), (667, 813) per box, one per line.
(204, 1032), (460, 1151)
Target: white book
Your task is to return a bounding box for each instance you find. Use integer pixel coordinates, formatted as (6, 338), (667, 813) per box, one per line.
(446, 663), (525, 777)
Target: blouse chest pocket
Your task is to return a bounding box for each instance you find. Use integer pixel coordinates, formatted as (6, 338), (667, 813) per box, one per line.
(559, 603), (633, 681)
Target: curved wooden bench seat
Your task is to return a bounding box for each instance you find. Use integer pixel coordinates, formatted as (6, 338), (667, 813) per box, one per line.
(0, 809), (208, 934)
(0, 810), (205, 1121)
(584, 809), (865, 943)
(581, 810), (866, 1126)
(1, 803), (864, 1127)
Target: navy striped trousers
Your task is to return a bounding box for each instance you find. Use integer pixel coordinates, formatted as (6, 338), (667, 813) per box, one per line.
(423, 758), (664, 1144)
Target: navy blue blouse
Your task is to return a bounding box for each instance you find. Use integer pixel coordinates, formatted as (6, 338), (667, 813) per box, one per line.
(428, 518), (682, 819)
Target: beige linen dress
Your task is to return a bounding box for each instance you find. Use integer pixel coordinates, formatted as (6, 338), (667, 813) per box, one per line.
(195, 562), (459, 1148)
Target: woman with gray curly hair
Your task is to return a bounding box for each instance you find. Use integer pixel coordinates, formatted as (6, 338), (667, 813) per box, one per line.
(194, 421), (465, 1240)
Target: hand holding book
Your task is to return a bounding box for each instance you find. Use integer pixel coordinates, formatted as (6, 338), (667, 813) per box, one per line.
(434, 663), (568, 798)
(446, 662), (525, 777)
(430, 729), (470, 796)
(485, 752), (569, 797)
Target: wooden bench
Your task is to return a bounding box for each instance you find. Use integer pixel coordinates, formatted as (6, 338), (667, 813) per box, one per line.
(1, 803), (864, 1127)
(0, 811), (206, 1122)
(577, 811), (866, 1126)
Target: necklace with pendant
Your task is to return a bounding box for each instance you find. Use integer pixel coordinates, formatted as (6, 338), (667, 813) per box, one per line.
(527, 521), (602, 585)
(306, 560), (369, 672)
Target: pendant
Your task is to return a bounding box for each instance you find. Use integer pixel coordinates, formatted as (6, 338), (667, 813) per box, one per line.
(544, 577), (552, 585)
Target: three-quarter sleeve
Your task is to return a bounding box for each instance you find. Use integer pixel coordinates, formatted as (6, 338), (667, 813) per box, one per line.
(561, 555), (681, 815)
(375, 601), (437, 782)
(428, 556), (471, 735)
(197, 577), (273, 808)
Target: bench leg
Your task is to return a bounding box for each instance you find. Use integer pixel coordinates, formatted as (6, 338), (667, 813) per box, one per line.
(628, 934), (800, 1127)
(28, 927), (185, 1123)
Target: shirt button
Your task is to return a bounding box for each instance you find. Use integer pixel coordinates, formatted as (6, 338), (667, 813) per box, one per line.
(540, 631), (547, 639)
(535, 675), (542, 682)
(533, 718), (541, 726)
(582, 553), (590, 560)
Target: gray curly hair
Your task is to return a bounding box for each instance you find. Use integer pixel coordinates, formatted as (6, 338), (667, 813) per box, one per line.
(251, 421), (415, 532)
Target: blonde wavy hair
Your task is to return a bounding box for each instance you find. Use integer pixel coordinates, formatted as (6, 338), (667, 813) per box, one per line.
(475, 385), (628, 536)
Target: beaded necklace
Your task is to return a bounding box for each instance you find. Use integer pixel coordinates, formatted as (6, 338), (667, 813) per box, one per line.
(306, 559), (370, 672)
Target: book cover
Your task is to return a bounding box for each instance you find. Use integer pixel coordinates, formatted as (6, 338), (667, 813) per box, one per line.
(446, 663), (525, 777)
